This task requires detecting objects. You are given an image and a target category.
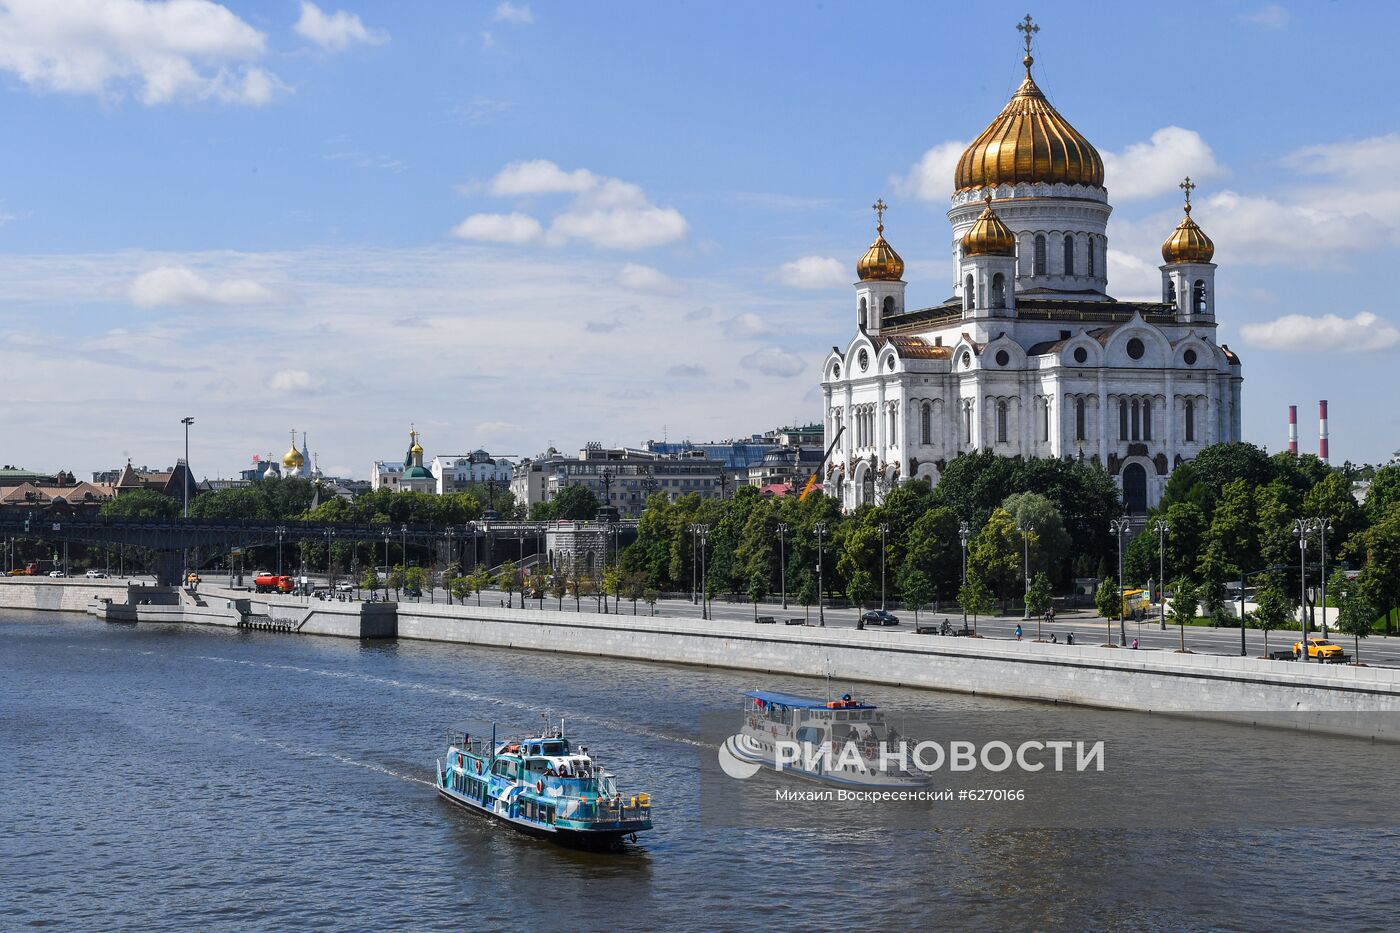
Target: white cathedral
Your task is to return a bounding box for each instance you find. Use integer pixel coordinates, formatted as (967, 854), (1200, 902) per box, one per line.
(821, 21), (1242, 514)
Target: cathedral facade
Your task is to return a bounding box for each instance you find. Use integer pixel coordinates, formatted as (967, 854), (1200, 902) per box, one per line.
(821, 24), (1242, 514)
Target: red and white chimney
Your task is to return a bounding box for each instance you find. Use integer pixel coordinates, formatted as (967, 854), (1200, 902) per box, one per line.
(1288, 405), (1298, 455)
(1319, 400), (1329, 464)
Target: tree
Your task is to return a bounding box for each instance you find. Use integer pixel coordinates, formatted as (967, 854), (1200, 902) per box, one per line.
(1349, 505), (1400, 636)
(1251, 578), (1290, 656)
(1001, 493), (1071, 583)
(101, 489), (180, 519)
(404, 566), (428, 600)
(623, 571), (646, 615)
(450, 574), (472, 605)
(1095, 576), (1121, 646)
(903, 506), (962, 605)
(643, 587), (660, 616)
(551, 485), (601, 521)
(497, 560), (520, 608)
(387, 564), (406, 600)
(796, 577), (817, 625)
(360, 567), (380, 599)
(602, 564), (624, 614)
(1202, 479), (1258, 581)
(549, 567), (568, 611)
(846, 568), (876, 611)
(1198, 577), (1229, 628)
(467, 568), (491, 606)
(1169, 578), (1198, 653)
(1334, 569), (1375, 663)
(897, 565), (934, 627)
(969, 508), (1022, 610)
(957, 573), (994, 633)
(747, 568), (769, 620)
(1026, 571), (1052, 638)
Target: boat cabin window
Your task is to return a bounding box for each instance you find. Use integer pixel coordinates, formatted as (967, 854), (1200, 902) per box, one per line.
(541, 741), (566, 756)
(492, 760), (516, 778)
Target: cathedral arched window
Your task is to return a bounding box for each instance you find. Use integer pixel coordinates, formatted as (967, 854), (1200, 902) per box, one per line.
(1167, 279), (1177, 306)
(1041, 399), (1050, 442)
(889, 406), (898, 447)
(997, 401), (1008, 444)
(964, 403), (973, 445)
(964, 274), (975, 310)
(1193, 280), (1208, 315)
(1119, 399), (1129, 440)
(1131, 400), (1141, 441)
(920, 403), (931, 446)
(1143, 399), (1152, 441)
(1063, 235), (1075, 275)
(1033, 235), (1047, 275)
(1075, 398), (1086, 441)
(991, 273), (1006, 308)
(1087, 237), (1096, 277)
(858, 297), (867, 330)
(882, 295), (895, 317)
(1185, 399), (1196, 442)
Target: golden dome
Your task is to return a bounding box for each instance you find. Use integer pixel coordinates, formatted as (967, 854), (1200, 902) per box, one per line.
(408, 427), (424, 457)
(961, 195), (1017, 256)
(282, 446), (304, 469)
(857, 198), (904, 281)
(1161, 181), (1215, 264)
(954, 63), (1103, 193)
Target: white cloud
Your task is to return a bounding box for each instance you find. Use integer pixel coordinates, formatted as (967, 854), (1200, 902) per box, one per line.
(720, 312), (772, 338)
(489, 159), (596, 196)
(450, 212), (543, 244)
(1201, 190), (1388, 263)
(268, 369), (320, 392)
(0, 0), (281, 106)
(775, 256), (848, 290)
(1240, 312), (1400, 352)
(668, 364), (705, 378)
(474, 420), (516, 434)
(1101, 127), (1223, 201)
(1237, 4), (1290, 29)
(891, 140), (967, 202)
(469, 159), (688, 251)
(294, 2), (387, 52)
(1105, 249), (1162, 302)
(493, 2), (535, 25)
(129, 265), (276, 308)
(741, 346), (806, 378)
(617, 263), (683, 294)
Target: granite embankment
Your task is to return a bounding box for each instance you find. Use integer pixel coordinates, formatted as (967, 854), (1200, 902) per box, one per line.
(5, 579), (1398, 732)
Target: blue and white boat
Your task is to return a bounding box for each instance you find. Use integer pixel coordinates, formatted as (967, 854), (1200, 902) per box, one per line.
(436, 720), (653, 849)
(722, 690), (929, 788)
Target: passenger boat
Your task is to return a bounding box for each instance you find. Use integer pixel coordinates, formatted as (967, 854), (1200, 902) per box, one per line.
(722, 690), (929, 788)
(436, 720), (653, 848)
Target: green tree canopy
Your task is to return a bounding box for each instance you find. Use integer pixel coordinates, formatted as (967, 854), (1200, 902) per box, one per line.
(101, 488), (180, 519)
(551, 485), (601, 521)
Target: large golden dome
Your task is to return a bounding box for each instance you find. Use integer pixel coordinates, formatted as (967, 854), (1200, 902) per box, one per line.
(1161, 180), (1215, 264)
(961, 194), (1017, 256)
(282, 446), (304, 469)
(856, 199), (905, 281)
(954, 62), (1103, 193)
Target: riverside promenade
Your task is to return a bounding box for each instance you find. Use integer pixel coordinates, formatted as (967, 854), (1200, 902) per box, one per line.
(4, 578), (1399, 735)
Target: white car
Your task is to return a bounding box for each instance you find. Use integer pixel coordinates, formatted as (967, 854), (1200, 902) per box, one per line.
(85, 570), (108, 579)
(335, 582), (354, 592)
(48, 570), (65, 578)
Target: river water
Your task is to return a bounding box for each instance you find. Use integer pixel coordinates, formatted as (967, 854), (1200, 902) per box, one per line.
(3, 612), (1397, 931)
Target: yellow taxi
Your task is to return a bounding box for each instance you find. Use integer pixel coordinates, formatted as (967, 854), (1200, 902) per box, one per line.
(1293, 636), (1344, 660)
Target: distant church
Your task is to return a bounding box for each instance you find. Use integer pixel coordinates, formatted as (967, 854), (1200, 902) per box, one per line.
(822, 17), (1242, 514)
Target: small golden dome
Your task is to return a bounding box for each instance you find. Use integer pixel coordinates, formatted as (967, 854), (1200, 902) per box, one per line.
(961, 195), (1017, 257)
(857, 198), (904, 281)
(1161, 199), (1215, 264)
(954, 68), (1103, 193)
(408, 427), (424, 457)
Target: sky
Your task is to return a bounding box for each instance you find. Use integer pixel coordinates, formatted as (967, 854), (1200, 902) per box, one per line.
(1, 0), (1398, 479)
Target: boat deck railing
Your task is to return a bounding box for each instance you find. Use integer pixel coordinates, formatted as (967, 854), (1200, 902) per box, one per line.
(572, 796), (651, 824)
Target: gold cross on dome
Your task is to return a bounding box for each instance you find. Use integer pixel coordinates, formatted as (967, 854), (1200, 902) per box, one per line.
(1180, 176), (1196, 211)
(1017, 14), (1039, 57)
(872, 198), (887, 231)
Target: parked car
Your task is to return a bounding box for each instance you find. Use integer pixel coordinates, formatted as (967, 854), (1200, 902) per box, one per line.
(1293, 636), (1346, 661)
(48, 570), (65, 578)
(85, 570), (108, 579)
(860, 609), (900, 627)
(335, 581), (354, 592)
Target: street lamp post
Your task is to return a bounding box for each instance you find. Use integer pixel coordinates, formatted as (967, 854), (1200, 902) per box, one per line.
(695, 523), (710, 620)
(958, 521), (970, 632)
(815, 521), (828, 627)
(324, 528), (335, 590)
(1293, 518), (1312, 661)
(1317, 517), (1333, 638)
(878, 522), (889, 611)
(1018, 522), (1035, 621)
(1154, 519), (1168, 630)
(401, 524), (409, 573)
(276, 525), (286, 579)
(777, 522), (789, 610)
(1110, 518), (1130, 646)
(691, 524), (699, 605)
(382, 532), (390, 581)
(180, 416), (193, 584)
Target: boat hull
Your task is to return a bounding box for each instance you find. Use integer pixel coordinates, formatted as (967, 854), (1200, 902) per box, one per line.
(436, 783), (648, 850)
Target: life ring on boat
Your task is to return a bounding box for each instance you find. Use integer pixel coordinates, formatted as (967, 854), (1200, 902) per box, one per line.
(536, 779), (544, 794)
(475, 760), (482, 774)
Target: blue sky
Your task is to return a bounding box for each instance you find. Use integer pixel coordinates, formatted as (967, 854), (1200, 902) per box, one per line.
(0, 0), (1397, 478)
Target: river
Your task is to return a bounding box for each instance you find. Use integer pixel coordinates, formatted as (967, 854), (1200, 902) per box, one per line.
(2, 612), (1396, 931)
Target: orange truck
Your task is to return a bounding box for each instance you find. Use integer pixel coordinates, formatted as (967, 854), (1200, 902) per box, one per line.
(254, 573), (295, 594)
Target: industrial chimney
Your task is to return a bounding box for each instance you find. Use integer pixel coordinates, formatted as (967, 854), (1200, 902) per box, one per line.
(1319, 400), (1329, 464)
(1288, 405), (1298, 456)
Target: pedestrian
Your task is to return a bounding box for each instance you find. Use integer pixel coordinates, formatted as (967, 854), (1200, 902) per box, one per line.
(1050, 632), (1058, 644)
(1132, 638), (1139, 649)
(1047, 606), (1055, 624)
(1067, 631), (1075, 645)
(1015, 623), (1023, 641)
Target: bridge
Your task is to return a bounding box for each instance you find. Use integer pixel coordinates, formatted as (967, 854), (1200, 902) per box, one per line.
(0, 515), (638, 585)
